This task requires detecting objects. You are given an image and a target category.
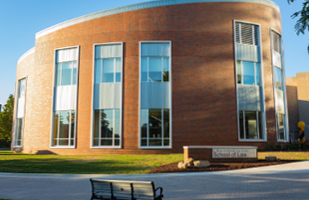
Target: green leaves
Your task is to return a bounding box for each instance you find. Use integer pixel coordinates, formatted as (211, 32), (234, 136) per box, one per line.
(0, 94), (14, 143)
(288, 0), (309, 53)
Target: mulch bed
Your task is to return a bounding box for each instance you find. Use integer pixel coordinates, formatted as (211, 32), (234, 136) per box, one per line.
(149, 160), (299, 173)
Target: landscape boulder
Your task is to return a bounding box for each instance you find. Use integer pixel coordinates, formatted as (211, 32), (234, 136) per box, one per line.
(178, 161), (188, 169)
(193, 160), (210, 168)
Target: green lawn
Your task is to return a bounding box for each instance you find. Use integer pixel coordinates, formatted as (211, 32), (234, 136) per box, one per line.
(0, 151), (183, 174)
(258, 151), (309, 160)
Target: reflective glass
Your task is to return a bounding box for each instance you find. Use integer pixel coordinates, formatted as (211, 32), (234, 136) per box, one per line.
(16, 118), (23, 141)
(115, 58), (121, 82)
(115, 139), (120, 146)
(61, 62), (73, 85)
(19, 79), (26, 97)
(239, 111), (244, 139)
(242, 61), (255, 85)
(149, 57), (162, 82)
(164, 109), (170, 138)
(278, 114), (285, 140)
(101, 109), (113, 138)
(149, 109), (162, 139)
(275, 67), (282, 90)
(149, 139), (162, 146)
(70, 111), (75, 139)
(258, 112), (263, 139)
(237, 61), (242, 84)
(245, 111), (258, 139)
(141, 57), (148, 82)
(59, 111), (70, 139)
(114, 109), (120, 140)
(95, 59), (102, 83)
(53, 112), (59, 139)
(94, 110), (100, 138)
(72, 61), (77, 85)
(101, 139), (112, 146)
(59, 139), (69, 145)
(56, 63), (62, 86)
(141, 109), (148, 138)
(141, 139), (147, 146)
(163, 57), (169, 82)
(93, 139), (99, 146)
(103, 59), (114, 82)
(256, 63), (260, 86)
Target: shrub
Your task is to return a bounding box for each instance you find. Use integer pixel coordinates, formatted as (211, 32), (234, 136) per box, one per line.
(276, 144), (282, 151)
(286, 144), (292, 151)
(269, 144), (275, 151)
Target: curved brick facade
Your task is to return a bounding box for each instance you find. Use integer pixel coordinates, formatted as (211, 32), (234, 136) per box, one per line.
(13, 0), (287, 155)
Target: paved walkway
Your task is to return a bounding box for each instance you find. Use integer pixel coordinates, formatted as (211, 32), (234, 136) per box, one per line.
(1, 161), (309, 200)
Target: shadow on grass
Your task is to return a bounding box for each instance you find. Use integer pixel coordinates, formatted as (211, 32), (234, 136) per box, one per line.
(0, 158), (152, 174)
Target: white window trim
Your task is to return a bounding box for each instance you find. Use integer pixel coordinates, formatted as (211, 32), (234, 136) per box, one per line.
(50, 45), (80, 149)
(90, 42), (123, 149)
(139, 41), (172, 149)
(270, 28), (289, 142)
(234, 20), (267, 142)
(13, 76), (28, 148)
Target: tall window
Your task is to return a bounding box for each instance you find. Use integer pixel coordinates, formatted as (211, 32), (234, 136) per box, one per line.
(14, 78), (26, 147)
(235, 22), (259, 46)
(271, 31), (287, 141)
(93, 43), (122, 148)
(239, 111), (263, 140)
(140, 42), (171, 148)
(52, 47), (78, 147)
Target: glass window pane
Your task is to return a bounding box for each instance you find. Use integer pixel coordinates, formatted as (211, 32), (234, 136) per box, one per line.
(242, 61), (255, 85)
(59, 139), (68, 146)
(56, 63), (62, 86)
(61, 62), (73, 85)
(101, 110), (113, 138)
(164, 109), (170, 138)
(70, 111), (75, 139)
(245, 111), (258, 139)
(59, 111), (70, 139)
(239, 111), (244, 139)
(114, 109), (120, 140)
(149, 139), (162, 146)
(101, 139), (112, 146)
(116, 58), (121, 82)
(141, 109), (148, 138)
(237, 61), (242, 84)
(53, 112), (59, 139)
(19, 79), (26, 97)
(102, 59), (114, 82)
(72, 61), (77, 85)
(141, 57), (148, 82)
(95, 59), (102, 84)
(278, 114), (285, 140)
(163, 57), (169, 82)
(115, 139), (120, 146)
(164, 140), (169, 146)
(141, 139), (147, 146)
(256, 63), (260, 86)
(94, 110), (100, 138)
(149, 109), (162, 139)
(15, 118), (23, 145)
(258, 112), (263, 139)
(275, 67), (282, 90)
(149, 57), (162, 82)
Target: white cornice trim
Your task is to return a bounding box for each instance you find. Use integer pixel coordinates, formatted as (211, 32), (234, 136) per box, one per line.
(35, 0), (280, 39)
(17, 47), (35, 65)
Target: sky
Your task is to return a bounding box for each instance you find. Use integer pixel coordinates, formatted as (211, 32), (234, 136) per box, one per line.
(0, 0), (308, 105)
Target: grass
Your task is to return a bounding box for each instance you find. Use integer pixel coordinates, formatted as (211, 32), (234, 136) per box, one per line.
(258, 151), (309, 160)
(0, 151), (183, 174)
(0, 151), (308, 174)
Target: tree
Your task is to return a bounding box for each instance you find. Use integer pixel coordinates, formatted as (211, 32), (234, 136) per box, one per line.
(0, 94), (14, 143)
(288, 0), (309, 53)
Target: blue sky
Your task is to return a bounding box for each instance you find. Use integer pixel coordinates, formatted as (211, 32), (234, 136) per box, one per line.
(0, 0), (308, 105)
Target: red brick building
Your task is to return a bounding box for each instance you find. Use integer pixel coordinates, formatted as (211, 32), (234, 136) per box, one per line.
(12, 0), (288, 155)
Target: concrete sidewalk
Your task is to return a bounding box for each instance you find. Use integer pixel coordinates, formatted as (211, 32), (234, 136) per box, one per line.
(1, 161), (309, 200)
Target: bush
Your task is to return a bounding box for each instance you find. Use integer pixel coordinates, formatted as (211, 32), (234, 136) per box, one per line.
(286, 144), (292, 151)
(0, 139), (11, 148)
(291, 143), (300, 150)
(276, 144), (282, 151)
(269, 144), (275, 151)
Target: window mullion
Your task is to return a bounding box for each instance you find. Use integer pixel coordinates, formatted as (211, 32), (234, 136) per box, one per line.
(256, 112), (259, 140)
(147, 109), (149, 146)
(99, 110), (102, 146)
(57, 111), (60, 146)
(161, 109), (164, 146)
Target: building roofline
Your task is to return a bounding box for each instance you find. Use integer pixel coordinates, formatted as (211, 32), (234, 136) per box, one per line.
(17, 47), (35, 65)
(35, 0), (280, 39)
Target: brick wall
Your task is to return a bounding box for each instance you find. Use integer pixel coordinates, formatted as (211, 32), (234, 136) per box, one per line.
(13, 2), (283, 155)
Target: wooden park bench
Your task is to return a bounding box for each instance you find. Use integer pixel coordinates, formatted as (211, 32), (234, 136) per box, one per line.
(90, 179), (164, 200)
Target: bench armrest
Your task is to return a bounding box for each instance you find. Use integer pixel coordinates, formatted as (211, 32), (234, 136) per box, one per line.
(155, 187), (163, 196)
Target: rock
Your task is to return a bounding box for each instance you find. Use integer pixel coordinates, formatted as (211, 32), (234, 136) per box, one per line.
(178, 161), (188, 169)
(193, 160), (210, 168)
(185, 157), (195, 166)
(265, 156), (277, 161)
